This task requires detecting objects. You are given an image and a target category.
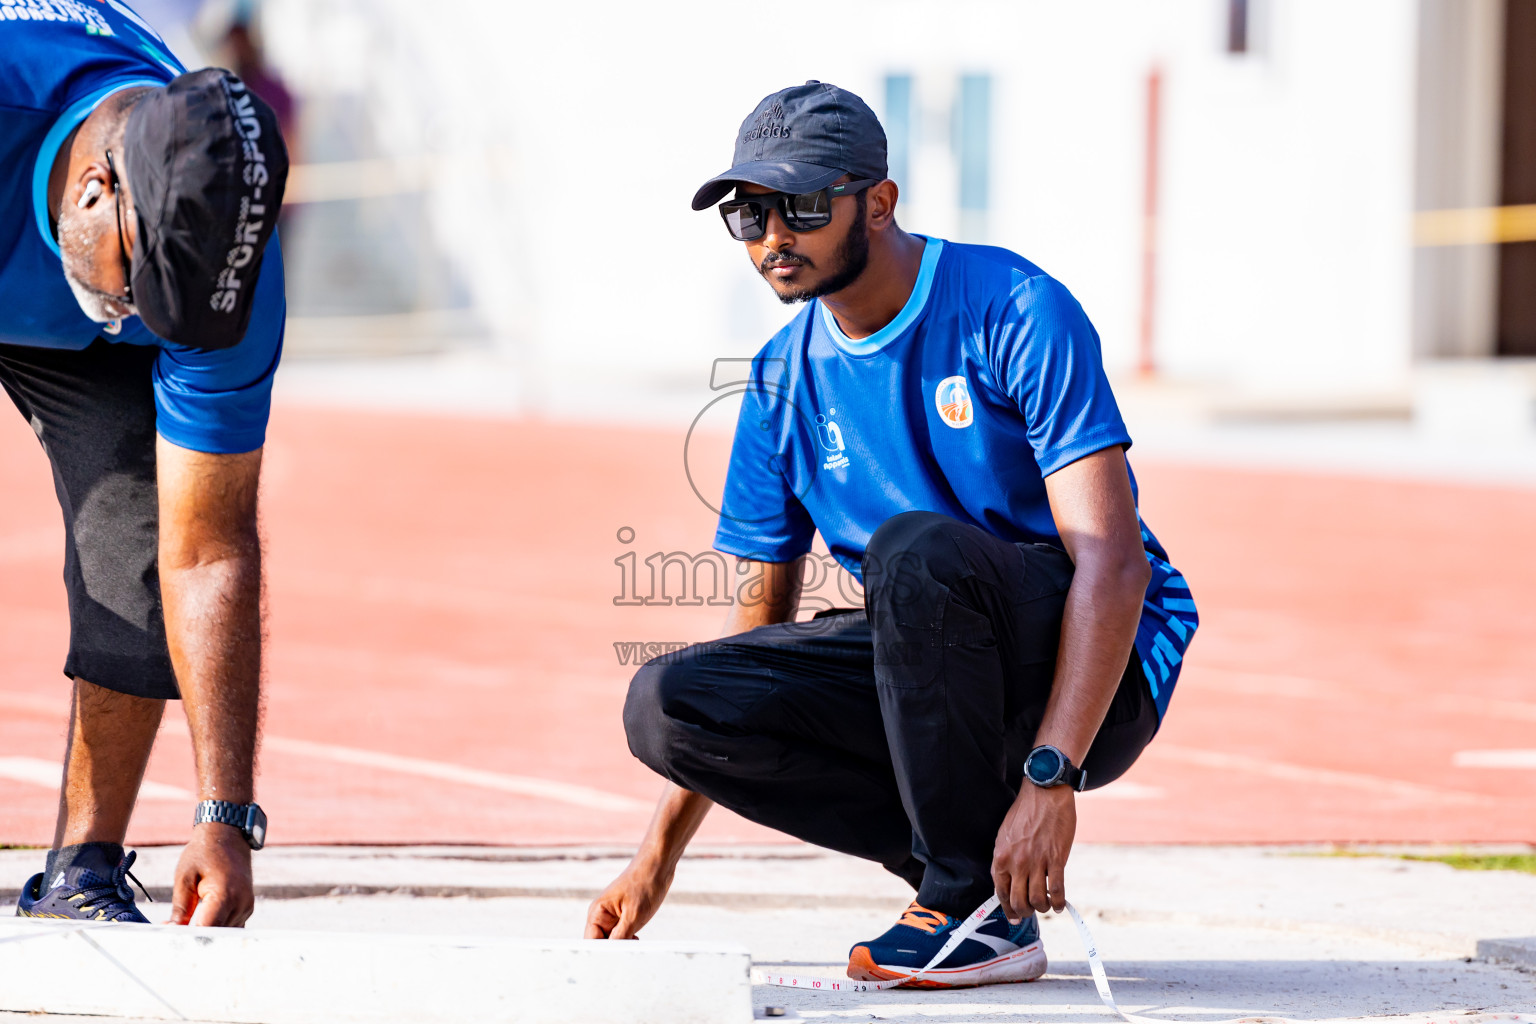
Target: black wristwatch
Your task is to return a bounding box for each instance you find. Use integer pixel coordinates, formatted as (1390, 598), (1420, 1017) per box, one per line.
(193, 800), (267, 850)
(1024, 745), (1087, 791)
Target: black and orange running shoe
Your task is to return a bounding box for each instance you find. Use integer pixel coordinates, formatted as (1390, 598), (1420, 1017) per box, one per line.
(846, 900), (1046, 988)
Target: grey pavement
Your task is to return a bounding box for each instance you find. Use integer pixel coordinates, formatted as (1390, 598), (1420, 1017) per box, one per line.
(3, 844), (1535, 1022)
(1481, 936), (1536, 970)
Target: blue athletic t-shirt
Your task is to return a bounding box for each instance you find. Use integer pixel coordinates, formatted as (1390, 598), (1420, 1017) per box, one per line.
(0, 0), (284, 454)
(715, 237), (1197, 717)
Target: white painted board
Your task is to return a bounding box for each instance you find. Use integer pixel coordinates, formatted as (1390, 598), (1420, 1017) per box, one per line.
(0, 919), (752, 1024)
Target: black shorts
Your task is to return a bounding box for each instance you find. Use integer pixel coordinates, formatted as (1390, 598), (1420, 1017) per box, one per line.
(0, 339), (178, 700)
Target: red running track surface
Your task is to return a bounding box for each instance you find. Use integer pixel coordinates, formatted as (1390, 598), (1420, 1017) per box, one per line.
(1, 405), (1533, 847)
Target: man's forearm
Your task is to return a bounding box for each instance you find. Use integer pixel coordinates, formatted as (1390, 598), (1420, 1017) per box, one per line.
(160, 552), (262, 803)
(155, 442), (264, 925)
(156, 439), (265, 808)
(1033, 553), (1149, 764)
(632, 783), (714, 877)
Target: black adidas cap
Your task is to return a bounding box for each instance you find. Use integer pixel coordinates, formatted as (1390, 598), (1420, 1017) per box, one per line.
(124, 68), (288, 349)
(691, 81), (887, 211)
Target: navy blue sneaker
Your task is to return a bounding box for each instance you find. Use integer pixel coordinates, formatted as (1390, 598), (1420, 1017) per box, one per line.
(847, 900), (1047, 987)
(16, 845), (152, 923)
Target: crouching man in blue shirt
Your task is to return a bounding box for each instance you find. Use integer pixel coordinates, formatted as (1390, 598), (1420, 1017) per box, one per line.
(5, 4), (287, 927)
(586, 82), (1198, 986)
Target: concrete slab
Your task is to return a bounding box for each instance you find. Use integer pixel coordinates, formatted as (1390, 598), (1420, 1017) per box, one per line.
(10, 844), (1535, 959)
(0, 917), (751, 1024)
(242, 895), (1536, 1020)
(0, 844), (910, 906)
(4, 845), (1536, 1023)
(1479, 935), (1536, 970)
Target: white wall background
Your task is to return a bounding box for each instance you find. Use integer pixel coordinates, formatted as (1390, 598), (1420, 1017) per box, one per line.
(1158, 0), (1419, 395)
(259, 0), (1431, 401)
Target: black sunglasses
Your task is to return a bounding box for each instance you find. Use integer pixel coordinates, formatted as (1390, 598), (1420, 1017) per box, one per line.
(104, 149), (134, 305)
(718, 178), (879, 241)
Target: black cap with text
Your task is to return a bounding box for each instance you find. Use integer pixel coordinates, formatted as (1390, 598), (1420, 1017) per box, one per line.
(691, 80), (887, 211)
(124, 68), (289, 349)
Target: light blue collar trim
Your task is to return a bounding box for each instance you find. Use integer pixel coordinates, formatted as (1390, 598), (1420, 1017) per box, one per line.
(818, 236), (944, 356)
(33, 79), (167, 258)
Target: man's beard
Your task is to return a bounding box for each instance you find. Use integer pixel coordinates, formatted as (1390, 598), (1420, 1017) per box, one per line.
(758, 198), (871, 305)
(58, 202), (135, 323)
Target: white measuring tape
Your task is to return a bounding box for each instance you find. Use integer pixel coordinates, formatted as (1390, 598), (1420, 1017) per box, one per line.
(753, 896), (1536, 1024)
(1060, 900), (1290, 1024)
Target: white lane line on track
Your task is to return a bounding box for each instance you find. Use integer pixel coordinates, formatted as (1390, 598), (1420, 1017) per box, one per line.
(262, 736), (652, 813)
(1454, 748), (1536, 768)
(1154, 745), (1494, 804)
(1079, 781), (1164, 801)
(279, 566), (594, 623)
(0, 700), (645, 811)
(1423, 693), (1536, 723)
(0, 756), (192, 801)
(272, 642), (515, 689)
(1192, 668), (1536, 722)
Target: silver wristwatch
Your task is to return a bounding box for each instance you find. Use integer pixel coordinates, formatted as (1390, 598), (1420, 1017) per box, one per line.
(193, 800), (267, 850)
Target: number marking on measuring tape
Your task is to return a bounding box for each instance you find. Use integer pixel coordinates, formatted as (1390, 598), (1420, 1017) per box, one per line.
(751, 895), (1002, 992)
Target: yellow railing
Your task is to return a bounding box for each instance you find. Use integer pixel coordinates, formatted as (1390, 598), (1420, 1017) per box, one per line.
(1414, 204), (1536, 246)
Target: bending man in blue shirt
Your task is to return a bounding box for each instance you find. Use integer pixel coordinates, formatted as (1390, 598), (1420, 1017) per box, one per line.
(5, 4), (287, 927)
(587, 82), (1198, 986)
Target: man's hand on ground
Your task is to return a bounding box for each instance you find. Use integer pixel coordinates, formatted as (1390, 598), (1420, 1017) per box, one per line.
(170, 824), (254, 927)
(992, 783), (1076, 922)
(584, 861), (674, 939)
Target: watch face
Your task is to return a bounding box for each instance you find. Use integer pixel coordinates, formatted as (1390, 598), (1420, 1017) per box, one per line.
(1026, 747), (1064, 785)
(245, 805), (267, 850)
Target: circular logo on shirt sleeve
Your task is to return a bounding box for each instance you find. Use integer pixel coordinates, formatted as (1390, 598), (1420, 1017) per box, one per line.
(934, 375), (974, 428)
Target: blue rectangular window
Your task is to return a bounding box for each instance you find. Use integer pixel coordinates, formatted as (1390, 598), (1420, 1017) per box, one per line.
(883, 74), (913, 203)
(956, 74), (991, 240)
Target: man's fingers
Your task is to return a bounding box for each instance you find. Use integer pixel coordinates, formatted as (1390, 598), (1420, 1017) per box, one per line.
(992, 867), (1014, 922)
(1048, 862), (1067, 914)
(169, 873), (198, 926)
(191, 888), (229, 927)
(584, 901), (618, 939)
(1008, 871), (1031, 926)
(220, 884), (255, 928)
(186, 881), (255, 927)
(609, 906), (641, 940)
(1026, 866), (1051, 915)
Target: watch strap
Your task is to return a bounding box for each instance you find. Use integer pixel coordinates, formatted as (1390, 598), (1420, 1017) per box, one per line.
(193, 800), (265, 849)
(193, 800), (245, 828)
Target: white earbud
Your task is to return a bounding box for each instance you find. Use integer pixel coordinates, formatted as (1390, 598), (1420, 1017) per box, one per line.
(77, 180), (103, 209)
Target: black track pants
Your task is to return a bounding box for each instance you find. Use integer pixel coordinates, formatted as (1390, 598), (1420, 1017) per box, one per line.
(624, 511), (1158, 916)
